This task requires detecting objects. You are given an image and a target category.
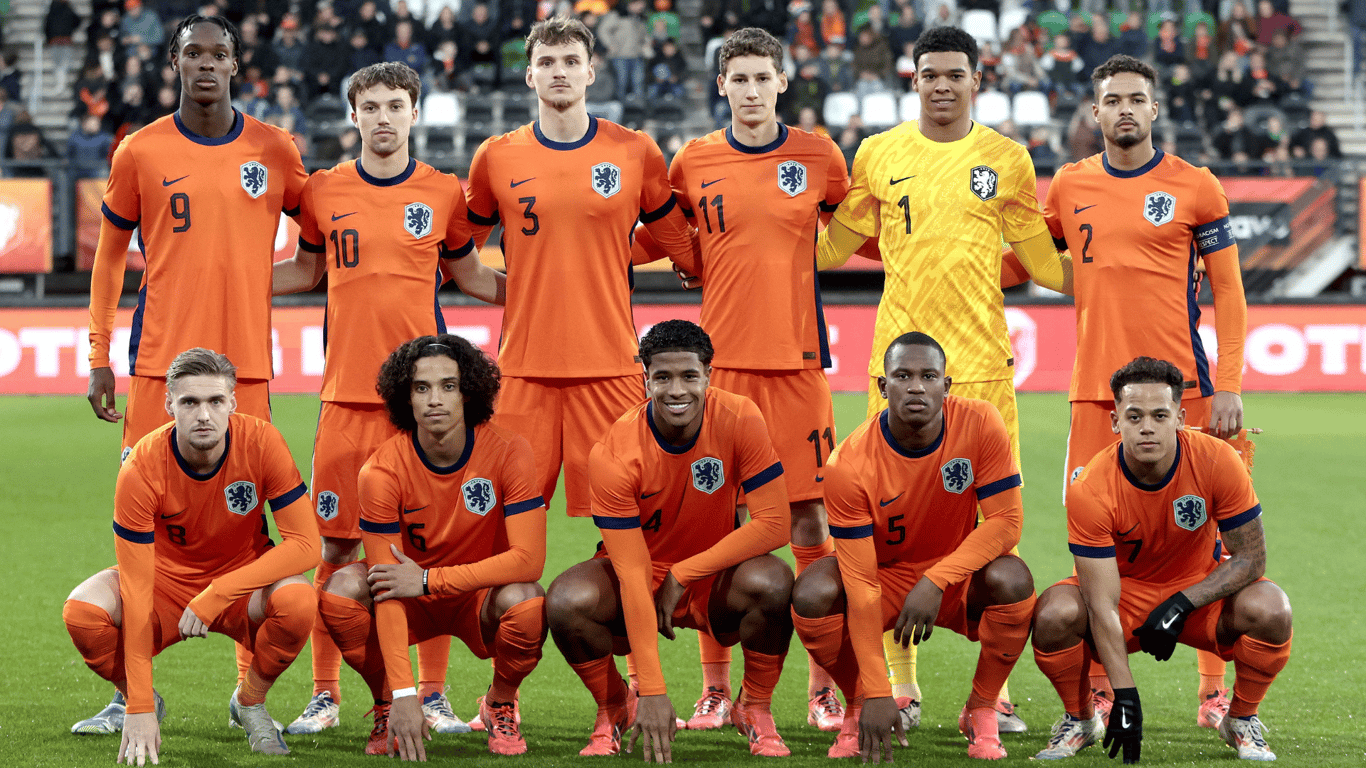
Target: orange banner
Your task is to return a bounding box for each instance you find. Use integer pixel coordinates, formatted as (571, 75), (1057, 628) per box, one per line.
(0, 179), (53, 273)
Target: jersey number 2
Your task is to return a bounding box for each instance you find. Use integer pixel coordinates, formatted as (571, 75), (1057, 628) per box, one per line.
(1078, 223), (1094, 263)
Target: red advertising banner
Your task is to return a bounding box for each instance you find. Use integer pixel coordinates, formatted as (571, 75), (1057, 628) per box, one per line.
(0, 179), (53, 273)
(3, 304), (1366, 394)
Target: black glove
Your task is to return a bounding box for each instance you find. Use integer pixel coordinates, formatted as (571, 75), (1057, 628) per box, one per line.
(1133, 592), (1194, 661)
(1103, 687), (1142, 764)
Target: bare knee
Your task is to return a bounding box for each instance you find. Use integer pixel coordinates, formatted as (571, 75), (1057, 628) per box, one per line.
(322, 562), (370, 603)
(734, 554), (794, 611)
(1032, 585), (1087, 651)
(492, 581), (545, 615)
(979, 555), (1035, 606)
(546, 563), (609, 632)
(1234, 582), (1293, 644)
(67, 568), (122, 625)
(791, 557), (843, 619)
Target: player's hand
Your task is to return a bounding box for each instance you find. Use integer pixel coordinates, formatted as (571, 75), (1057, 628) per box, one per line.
(88, 367), (123, 423)
(118, 711), (161, 765)
(368, 545), (424, 601)
(627, 694), (676, 763)
(673, 263), (702, 290)
(892, 578), (943, 647)
(1102, 688), (1142, 764)
(1132, 592), (1194, 661)
(1208, 391), (1244, 439)
(653, 571), (686, 641)
(177, 606), (209, 639)
(387, 694), (430, 761)
(858, 695), (907, 763)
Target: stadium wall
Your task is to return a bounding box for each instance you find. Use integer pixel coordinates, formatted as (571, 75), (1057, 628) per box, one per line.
(3, 304), (1366, 394)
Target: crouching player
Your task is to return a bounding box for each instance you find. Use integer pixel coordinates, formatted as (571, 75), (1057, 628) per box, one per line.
(318, 335), (547, 759)
(1031, 357), (1291, 763)
(63, 348), (320, 761)
(547, 320), (795, 762)
(792, 332), (1036, 761)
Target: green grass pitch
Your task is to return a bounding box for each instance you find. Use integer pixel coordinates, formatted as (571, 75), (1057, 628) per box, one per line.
(1, 392), (1362, 766)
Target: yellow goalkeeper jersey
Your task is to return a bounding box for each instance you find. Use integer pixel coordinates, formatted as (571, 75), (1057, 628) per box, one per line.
(834, 120), (1049, 382)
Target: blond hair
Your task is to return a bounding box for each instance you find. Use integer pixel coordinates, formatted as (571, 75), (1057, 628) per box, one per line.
(165, 347), (237, 391)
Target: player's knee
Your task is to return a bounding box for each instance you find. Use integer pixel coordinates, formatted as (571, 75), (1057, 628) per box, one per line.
(266, 582), (319, 637)
(1237, 582), (1293, 644)
(982, 555), (1035, 605)
(545, 572), (600, 633)
(791, 562), (843, 619)
(322, 562), (369, 601)
(735, 554), (794, 611)
(66, 568), (121, 616)
(1032, 585), (1086, 648)
(493, 581), (546, 615)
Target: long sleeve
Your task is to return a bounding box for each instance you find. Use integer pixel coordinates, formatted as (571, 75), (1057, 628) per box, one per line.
(831, 533), (890, 699)
(922, 486), (1022, 589)
(601, 525), (667, 695)
(87, 218), (134, 369)
(1203, 244), (1246, 393)
(427, 505), (547, 594)
(669, 474), (789, 586)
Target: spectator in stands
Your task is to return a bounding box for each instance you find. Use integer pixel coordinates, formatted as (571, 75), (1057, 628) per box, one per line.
(1187, 20), (1217, 85)
(1245, 49), (1288, 106)
(1264, 28), (1307, 96)
(0, 89), (17, 157)
(67, 113), (114, 179)
(4, 113), (58, 178)
(431, 39), (473, 91)
(1043, 33), (1085, 97)
(427, 5), (461, 52)
(996, 118), (1022, 143)
(1349, 0), (1366, 81)
(1080, 14), (1124, 76)
(1118, 11), (1148, 59)
(789, 7), (822, 54)
(1027, 125), (1059, 168)
(86, 8), (123, 64)
(600, 0), (651, 100)
(1212, 106), (1272, 167)
(274, 15), (308, 81)
(1290, 110), (1342, 158)
(87, 34), (123, 83)
(924, 0), (958, 30)
(852, 23), (892, 95)
(836, 113), (864, 161)
(785, 57), (829, 124)
(796, 105), (828, 137)
(460, 3), (501, 78)
(586, 49), (624, 123)
(978, 41), (1001, 89)
(71, 62), (111, 120)
(819, 0), (846, 44)
(1065, 99), (1102, 161)
(888, 1), (922, 59)
(895, 40), (916, 90)
(648, 37), (687, 100)
(338, 126), (361, 161)
(304, 22), (350, 100)
(1166, 62), (1200, 125)
(239, 18), (280, 82)
(118, 0), (163, 60)
(1262, 113), (1290, 158)
(504, 0), (537, 43)
(265, 82), (307, 134)
(385, 20), (431, 74)
(1254, 0), (1299, 45)
(1207, 49), (1252, 124)
(391, 1), (429, 45)
(45, 0), (83, 93)
(1153, 18), (1186, 75)
(1302, 135), (1335, 176)
(152, 83), (178, 119)
(350, 29), (383, 72)
(1218, 1), (1256, 56)
(355, 0), (392, 55)
(820, 39), (855, 92)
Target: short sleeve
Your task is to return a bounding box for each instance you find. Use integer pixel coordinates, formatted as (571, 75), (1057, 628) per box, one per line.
(638, 134), (676, 219)
(260, 424), (308, 508)
(823, 138), (850, 210)
(1065, 480), (1117, 558)
(443, 173), (475, 256)
(279, 136), (309, 217)
(589, 442), (642, 529)
(113, 453), (159, 538)
(296, 175), (324, 251)
(1001, 146), (1048, 243)
(465, 139), (499, 225)
(1042, 166), (1066, 243)
(971, 404), (1022, 500)
(832, 140), (880, 238)
(102, 138), (141, 228)
(668, 144), (692, 217)
(499, 434), (545, 515)
(822, 446), (874, 538)
(734, 398), (783, 494)
(1210, 440), (1261, 531)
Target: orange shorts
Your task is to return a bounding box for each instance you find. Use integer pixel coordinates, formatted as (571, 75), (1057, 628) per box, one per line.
(1065, 396), (1212, 495)
(1052, 573), (1267, 661)
(866, 376), (1020, 467)
(711, 367), (835, 503)
(396, 588), (494, 658)
(311, 402), (401, 538)
(112, 568), (259, 654)
(123, 375), (271, 457)
(871, 559), (976, 639)
(492, 375), (645, 517)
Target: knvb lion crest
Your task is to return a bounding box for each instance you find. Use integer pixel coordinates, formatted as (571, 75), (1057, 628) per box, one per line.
(316, 491), (339, 522)
(592, 162), (621, 198)
(404, 202), (433, 238)
(1173, 494), (1207, 531)
(691, 457), (725, 494)
(969, 165), (998, 201)
(941, 458), (974, 494)
(1144, 191), (1176, 226)
(240, 161), (268, 199)
(777, 160), (807, 197)
(224, 481), (258, 515)
(462, 478), (496, 516)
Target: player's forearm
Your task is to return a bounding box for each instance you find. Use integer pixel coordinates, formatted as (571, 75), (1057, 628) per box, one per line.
(1076, 557), (1134, 688)
(815, 219), (867, 270)
(115, 536), (158, 713)
(428, 509), (546, 594)
(1182, 519), (1265, 608)
(190, 500), (319, 621)
(600, 527), (667, 696)
(640, 207), (702, 276)
(270, 248), (324, 295)
(832, 537), (892, 699)
(445, 252), (507, 306)
(670, 482), (789, 586)
(377, 599), (417, 691)
(88, 219), (134, 368)
(999, 246), (1032, 289)
(1205, 245), (1247, 393)
(923, 491), (1022, 589)
(1009, 230), (1073, 295)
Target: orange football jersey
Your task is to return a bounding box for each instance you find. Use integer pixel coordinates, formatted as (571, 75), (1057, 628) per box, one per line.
(465, 117), (677, 377)
(1067, 429), (1260, 587)
(297, 158), (476, 403)
(1045, 150), (1238, 401)
(91, 110), (309, 379)
(670, 125), (849, 369)
(113, 413), (317, 712)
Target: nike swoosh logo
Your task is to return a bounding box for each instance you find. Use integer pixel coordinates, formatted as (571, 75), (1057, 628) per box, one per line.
(1121, 713), (1131, 728)
(1161, 614), (1179, 630)
(815, 475), (824, 483)
(1118, 523), (1139, 536)
(890, 175), (916, 184)
(510, 178), (535, 187)
(640, 490), (662, 499)
(402, 506), (427, 515)
(1074, 204), (1097, 214)
(162, 175), (190, 187)
(701, 178), (724, 188)
(160, 509), (187, 519)
(331, 212), (357, 221)
(879, 493), (904, 507)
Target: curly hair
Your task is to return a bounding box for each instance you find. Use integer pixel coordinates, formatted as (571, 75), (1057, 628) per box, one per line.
(169, 14), (242, 64)
(912, 26), (979, 71)
(1091, 54), (1157, 96)
(1109, 356), (1184, 405)
(717, 27), (784, 76)
(376, 334), (501, 432)
(638, 319), (714, 368)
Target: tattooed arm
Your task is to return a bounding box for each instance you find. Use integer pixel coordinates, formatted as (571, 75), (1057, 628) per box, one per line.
(1181, 518), (1266, 608)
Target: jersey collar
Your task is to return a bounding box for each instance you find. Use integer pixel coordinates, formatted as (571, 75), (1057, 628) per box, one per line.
(647, 400), (704, 455)
(173, 108), (245, 146)
(533, 115), (598, 150)
(412, 426), (475, 474)
(356, 157), (417, 186)
(879, 409), (944, 458)
(725, 122), (789, 154)
(171, 426), (231, 481)
(1118, 436), (1182, 491)
(1102, 147), (1164, 178)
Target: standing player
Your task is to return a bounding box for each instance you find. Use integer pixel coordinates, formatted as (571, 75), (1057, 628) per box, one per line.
(318, 335), (548, 759)
(792, 333), (1036, 761)
(814, 25), (1070, 731)
(546, 320), (795, 761)
(80, 13), (309, 735)
(1031, 357), (1290, 762)
(634, 27), (849, 731)
(463, 15), (696, 523)
(63, 348), (320, 762)
(271, 61), (507, 738)
(1026, 55), (1248, 728)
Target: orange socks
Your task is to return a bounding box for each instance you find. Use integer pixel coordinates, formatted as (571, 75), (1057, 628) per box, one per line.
(569, 655), (628, 713)
(1197, 650), (1229, 698)
(318, 591), (388, 702)
(739, 647), (785, 706)
(417, 636), (452, 700)
(698, 633), (732, 696)
(240, 582), (316, 705)
(234, 643), (253, 687)
(489, 597), (546, 703)
(311, 560), (345, 701)
(1034, 642), (1093, 719)
(1228, 633), (1291, 719)
(792, 611), (860, 702)
(791, 541), (838, 697)
(968, 595), (1034, 710)
(63, 600), (123, 685)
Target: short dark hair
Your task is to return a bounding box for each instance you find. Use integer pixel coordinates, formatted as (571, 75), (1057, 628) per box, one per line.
(717, 27), (784, 76)
(347, 61), (421, 110)
(1091, 54), (1157, 96)
(376, 334), (501, 432)
(525, 15), (595, 58)
(170, 14), (241, 63)
(912, 26), (978, 71)
(638, 320), (714, 368)
(1109, 356), (1184, 405)
(884, 331), (946, 372)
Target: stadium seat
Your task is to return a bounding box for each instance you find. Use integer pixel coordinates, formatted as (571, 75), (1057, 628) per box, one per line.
(861, 92), (900, 128)
(1011, 90), (1050, 126)
(899, 92), (921, 121)
(823, 92), (861, 129)
(1110, 11), (1127, 35)
(998, 8), (1029, 40)
(647, 11), (682, 41)
(417, 92), (460, 154)
(973, 89), (1011, 126)
(1146, 12), (1165, 40)
(1183, 11), (1216, 39)
(500, 97), (532, 130)
(1035, 10), (1069, 37)
(962, 9), (999, 45)
(501, 39), (529, 83)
